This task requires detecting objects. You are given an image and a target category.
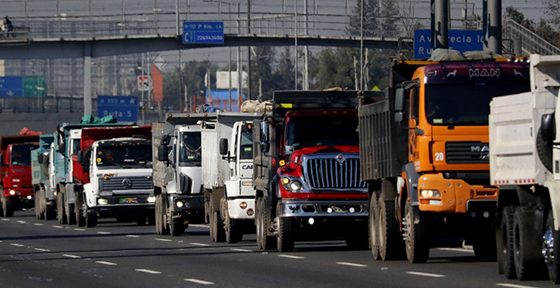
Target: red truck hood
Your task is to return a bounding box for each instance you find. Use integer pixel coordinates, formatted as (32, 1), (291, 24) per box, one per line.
(292, 145), (359, 160)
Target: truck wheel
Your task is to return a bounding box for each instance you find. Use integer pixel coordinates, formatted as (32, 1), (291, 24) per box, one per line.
(403, 201), (429, 263)
(57, 192), (66, 224)
(544, 210), (560, 284)
(155, 195), (170, 235)
(501, 206), (517, 279)
(369, 193), (380, 259)
(512, 206), (544, 280)
(276, 202), (294, 252)
(86, 211), (97, 228)
(378, 198), (404, 260)
(170, 215), (184, 236)
(76, 203), (86, 227)
(209, 197), (225, 242)
(1, 195), (13, 217)
(256, 197), (276, 250)
(226, 215), (243, 244)
(66, 203), (76, 225)
(35, 188), (43, 219)
(45, 204), (56, 220)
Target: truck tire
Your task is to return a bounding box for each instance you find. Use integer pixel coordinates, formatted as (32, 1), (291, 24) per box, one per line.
(66, 202), (76, 225)
(378, 198), (404, 260)
(544, 210), (560, 284)
(209, 197), (225, 242)
(501, 206), (517, 279)
(537, 129), (553, 172)
(45, 204), (56, 220)
(155, 195), (170, 235)
(76, 203), (86, 227)
(276, 216), (294, 252)
(57, 191), (66, 224)
(404, 201), (429, 263)
(369, 193), (380, 260)
(170, 215), (184, 236)
(256, 197), (276, 250)
(86, 210), (97, 228)
(35, 188), (43, 220)
(225, 214), (243, 244)
(1, 195), (13, 217)
(513, 206), (544, 280)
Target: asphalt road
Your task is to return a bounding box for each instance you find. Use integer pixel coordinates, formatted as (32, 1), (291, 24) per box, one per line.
(0, 210), (555, 288)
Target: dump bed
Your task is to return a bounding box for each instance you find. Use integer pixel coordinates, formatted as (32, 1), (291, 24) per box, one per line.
(489, 54), (560, 186)
(31, 134), (55, 185)
(201, 112), (258, 190)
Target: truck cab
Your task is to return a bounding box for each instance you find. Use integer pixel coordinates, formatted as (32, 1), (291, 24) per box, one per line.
(1, 143), (38, 216)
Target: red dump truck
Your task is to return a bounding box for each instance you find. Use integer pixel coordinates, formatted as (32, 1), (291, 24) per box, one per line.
(0, 128), (43, 217)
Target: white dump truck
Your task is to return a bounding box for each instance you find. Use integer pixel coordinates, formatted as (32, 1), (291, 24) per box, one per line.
(153, 113), (217, 236)
(490, 54), (560, 283)
(199, 112), (259, 243)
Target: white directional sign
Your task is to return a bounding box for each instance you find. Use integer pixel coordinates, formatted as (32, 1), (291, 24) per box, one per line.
(137, 75), (152, 91)
(153, 54), (168, 72)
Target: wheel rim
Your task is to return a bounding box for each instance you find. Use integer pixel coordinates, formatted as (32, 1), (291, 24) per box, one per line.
(377, 205), (385, 251)
(543, 228), (555, 267)
(404, 204), (413, 257)
(369, 204), (377, 250)
(514, 221), (521, 264)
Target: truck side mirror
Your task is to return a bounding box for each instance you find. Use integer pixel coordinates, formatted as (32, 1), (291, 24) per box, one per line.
(219, 138), (229, 156)
(0, 154), (4, 166)
(83, 150), (91, 168)
(38, 153), (44, 164)
(541, 113), (556, 145)
(157, 145), (169, 162)
(394, 88), (405, 112)
(260, 121), (270, 153)
(161, 135), (170, 146)
(77, 151), (84, 165)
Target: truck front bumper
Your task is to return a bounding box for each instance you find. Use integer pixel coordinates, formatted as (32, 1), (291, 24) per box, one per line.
(278, 199), (368, 218)
(169, 194), (204, 213)
(228, 198), (255, 220)
(416, 173), (497, 213)
(3, 187), (34, 198)
(93, 195), (155, 210)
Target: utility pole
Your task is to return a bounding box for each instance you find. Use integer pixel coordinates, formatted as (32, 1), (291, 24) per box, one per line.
(303, 0), (309, 90)
(247, 0), (252, 100)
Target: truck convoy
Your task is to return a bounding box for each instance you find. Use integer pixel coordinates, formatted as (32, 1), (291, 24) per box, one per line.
(32, 134), (56, 220)
(253, 90), (374, 252)
(490, 54), (560, 283)
(54, 119), (135, 225)
(153, 113), (216, 236)
(76, 125), (154, 227)
(359, 54), (532, 263)
(199, 112), (259, 243)
(0, 128), (43, 217)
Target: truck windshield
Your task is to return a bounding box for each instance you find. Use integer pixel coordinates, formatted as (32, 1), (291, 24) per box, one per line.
(425, 84), (529, 126)
(179, 132), (201, 166)
(96, 146), (152, 168)
(286, 115), (358, 149)
(239, 124), (253, 159)
(11, 144), (34, 166)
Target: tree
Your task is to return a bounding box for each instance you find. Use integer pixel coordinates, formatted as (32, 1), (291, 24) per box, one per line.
(250, 46), (275, 99)
(347, 0), (400, 38)
(163, 60), (217, 111)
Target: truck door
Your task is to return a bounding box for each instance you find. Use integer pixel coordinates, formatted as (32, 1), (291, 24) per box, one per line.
(408, 82), (420, 164)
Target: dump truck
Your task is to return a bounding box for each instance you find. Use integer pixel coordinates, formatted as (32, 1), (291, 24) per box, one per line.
(359, 54), (532, 263)
(490, 54), (560, 283)
(0, 128), (42, 217)
(199, 112), (259, 243)
(153, 113), (217, 236)
(32, 134), (56, 220)
(75, 125), (154, 227)
(253, 90), (375, 252)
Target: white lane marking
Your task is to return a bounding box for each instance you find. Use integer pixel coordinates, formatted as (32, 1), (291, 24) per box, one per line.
(336, 262), (368, 268)
(52, 225), (63, 229)
(126, 235), (140, 238)
(135, 269), (162, 274)
(230, 248), (252, 253)
(1, 218), (9, 221)
(33, 223), (44, 226)
(74, 228), (85, 232)
(436, 247), (473, 253)
(155, 238), (173, 242)
(190, 224), (210, 228)
(62, 254), (81, 259)
(184, 278), (214, 285)
(97, 231), (111, 235)
(278, 254), (305, 259)
(190, 243), (210, 247)
(10, 243), (25, 247)
(17, 220), (26, 224)
(496, 284), (539, 288)
(34, 248), (51, 252)
(96, 261), (118, 266)
(406, 271), (445, 278)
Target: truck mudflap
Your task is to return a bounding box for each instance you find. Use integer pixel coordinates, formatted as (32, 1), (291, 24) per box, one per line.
(278, 199), (368, 218)
(416, 173), (497, 213)
(169, 194), (205, 213)
(227, 198), (255, 220)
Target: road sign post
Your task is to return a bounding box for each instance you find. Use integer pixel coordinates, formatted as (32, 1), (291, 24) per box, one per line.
(137, 75), (151, 91)
(97, 95), (139, 122)
(182, 21), (224, 44)
(414, 29), (483, 59)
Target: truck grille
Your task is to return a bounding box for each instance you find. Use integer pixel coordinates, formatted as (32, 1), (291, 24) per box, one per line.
(302, 153), (366, 191)
(100, 176), (153, 192)
(445, 142), (489, 164)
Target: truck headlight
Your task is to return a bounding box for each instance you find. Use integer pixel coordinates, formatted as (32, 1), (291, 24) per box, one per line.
(147, 196), (156, 203)
(176, 201), (184, 208)
(290, 181), (302, 191)
(12, 179), (20, 182)
(9, 190), (16, 195)
(420, 189), (441, 198)
(98, 199), (108, 205)
(281, 177), (306, 192)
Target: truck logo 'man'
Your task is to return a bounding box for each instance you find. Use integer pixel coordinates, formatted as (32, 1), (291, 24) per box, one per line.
(469, 68), (500, 78)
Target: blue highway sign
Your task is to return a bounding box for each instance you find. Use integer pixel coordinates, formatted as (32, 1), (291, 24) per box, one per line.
(97, 95), (139, 122)
(183, 21), (224, 44)
(0, 76), (23, 98)
(414, 29), (483, 59)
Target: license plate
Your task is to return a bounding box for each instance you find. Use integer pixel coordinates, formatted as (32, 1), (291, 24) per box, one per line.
(119, 198), (138, 204)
